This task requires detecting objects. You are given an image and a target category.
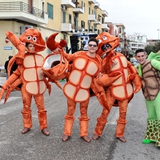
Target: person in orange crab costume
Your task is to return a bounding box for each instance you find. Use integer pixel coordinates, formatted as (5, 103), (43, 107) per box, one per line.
(41, 33), (122, 143)
(92, 32), (141, 142)
(0, 28), (52, 136)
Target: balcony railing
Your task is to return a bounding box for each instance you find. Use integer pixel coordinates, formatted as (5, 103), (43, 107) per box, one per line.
(61, 0), (75, 8)
(73, 5), (84, 14)
(0, 1), (45, 19)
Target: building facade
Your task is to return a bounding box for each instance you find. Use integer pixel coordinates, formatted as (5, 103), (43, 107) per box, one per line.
(127, 33), (147, 52)
(0, 0), (109, 65)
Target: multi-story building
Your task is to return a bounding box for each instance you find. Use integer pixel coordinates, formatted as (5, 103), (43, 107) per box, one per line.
(0, 0), (108, 65)
(106, 22), (129, 58)
(127, 33), (147, 52)
(106, 22), (118, 36)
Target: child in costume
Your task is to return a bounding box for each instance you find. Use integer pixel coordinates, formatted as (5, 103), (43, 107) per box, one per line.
(135, 49), (160, 147)
(0, 28), (51, 136)
(92, 32), (141, 142)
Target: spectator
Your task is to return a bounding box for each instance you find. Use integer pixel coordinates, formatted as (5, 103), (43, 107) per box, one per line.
(4, 56), (12, 79)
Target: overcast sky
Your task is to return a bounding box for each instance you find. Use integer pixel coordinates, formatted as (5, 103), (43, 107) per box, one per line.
(98, 0), (160, 39)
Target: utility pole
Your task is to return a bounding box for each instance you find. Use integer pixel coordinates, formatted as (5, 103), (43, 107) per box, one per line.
(157, 29), (160, 41)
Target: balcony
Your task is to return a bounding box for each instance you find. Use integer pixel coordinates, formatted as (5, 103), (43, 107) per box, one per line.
(102, 10), (108, 17)
(73, 5), (84, 14)
(88, 0), (95, 4)
(61, 23), (72, 32)
(0, 1), (48, 25)
(61, 0), (75, 8)
(94, 19), (101, 25)
(94, 1), (100, 8)
(88, 14), (96, 21)
(101, 23), (109, 30)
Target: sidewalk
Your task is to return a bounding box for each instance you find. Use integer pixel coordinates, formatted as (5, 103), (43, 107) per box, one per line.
(0, 76), (6, 86)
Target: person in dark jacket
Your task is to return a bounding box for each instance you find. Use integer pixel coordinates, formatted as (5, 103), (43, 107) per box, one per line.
(4, 56), (17, 79)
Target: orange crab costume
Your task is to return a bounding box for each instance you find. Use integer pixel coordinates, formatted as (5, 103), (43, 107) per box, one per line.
(0, 28), (51, 136)
(92, 32), (141, 142)
(41, 33), (122, 142)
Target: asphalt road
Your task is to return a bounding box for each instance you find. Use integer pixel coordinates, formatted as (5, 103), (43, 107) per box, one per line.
(0, 80), (160, 160)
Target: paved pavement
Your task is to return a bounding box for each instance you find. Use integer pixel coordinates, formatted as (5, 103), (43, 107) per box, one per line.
(0, 77), (6, 87)
(0, 79), (160, 160)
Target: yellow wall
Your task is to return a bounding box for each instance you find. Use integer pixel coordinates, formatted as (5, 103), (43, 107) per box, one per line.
(0, 21), (22, 65)
(45, 0), (61, 31)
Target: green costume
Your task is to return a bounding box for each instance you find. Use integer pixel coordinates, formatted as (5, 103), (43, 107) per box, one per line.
(137, 52), (160, 147)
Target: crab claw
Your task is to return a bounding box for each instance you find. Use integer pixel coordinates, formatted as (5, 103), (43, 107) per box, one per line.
(98, 71), (122, 87)
(4, 87), (13, 104)
(4, 78), (22, 103)
(6, 31), (26, 60)
(46, 33), (67, 51)
(53, 80), (62, 90)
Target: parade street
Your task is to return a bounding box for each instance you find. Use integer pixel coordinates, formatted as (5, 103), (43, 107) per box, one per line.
(0, 79), (160, 160)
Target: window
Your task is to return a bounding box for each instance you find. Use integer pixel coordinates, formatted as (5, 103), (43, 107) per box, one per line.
(62, 11), (66, 23)
(81, 21), (85, 29)
(94, 11), (97, 17)
(47, 3), (53, 19)
(69, 14), (72, 23)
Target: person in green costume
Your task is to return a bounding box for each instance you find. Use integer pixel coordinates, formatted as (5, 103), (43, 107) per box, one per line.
(135, 49), (160, 147)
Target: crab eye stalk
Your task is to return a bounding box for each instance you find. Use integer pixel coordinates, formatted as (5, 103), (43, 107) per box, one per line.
(97, 39), (102, 44)
(32, 36), (37, 42)
(27, 36), (31, 40)
(102, 36), (107, 40)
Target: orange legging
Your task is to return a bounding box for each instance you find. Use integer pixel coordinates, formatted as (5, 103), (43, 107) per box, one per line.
(63, 98), (90, 137)
(21, 85), (48, 130)
(94, 88), (128, 137)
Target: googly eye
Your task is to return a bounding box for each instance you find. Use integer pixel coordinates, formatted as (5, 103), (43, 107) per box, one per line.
(32, 36), (37, 42)
(27, 36), (31, 40)
(97, 39), (102, 44)
(102, 36), (107, 40)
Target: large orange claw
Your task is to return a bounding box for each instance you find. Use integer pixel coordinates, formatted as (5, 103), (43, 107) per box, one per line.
(98, 72), (122, 87)
(4, 78), (22, 103)
(4, 87), (13, 104)
(108, 71), (122, 77)
(133, 74), (142, 93)
(47, 33), (67, 51)
(53, 80), (62, 90)
(6, 31), (26, 59)
(128, 73), (136, 81)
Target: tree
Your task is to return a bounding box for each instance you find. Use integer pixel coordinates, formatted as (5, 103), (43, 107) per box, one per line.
(145, 42), (160, 55)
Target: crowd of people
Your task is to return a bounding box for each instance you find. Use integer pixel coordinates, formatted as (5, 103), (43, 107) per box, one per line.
(0, 28), (160, 148)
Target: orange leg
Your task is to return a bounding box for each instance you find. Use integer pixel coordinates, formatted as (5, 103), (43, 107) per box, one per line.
(34, 94), (48, 130)
(63, 99), (76, 136)
(79, 100), (90, 137)
(94, 89), (115, 136)
(115, 99), (128, 137)
(21, 86), (32, 129)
